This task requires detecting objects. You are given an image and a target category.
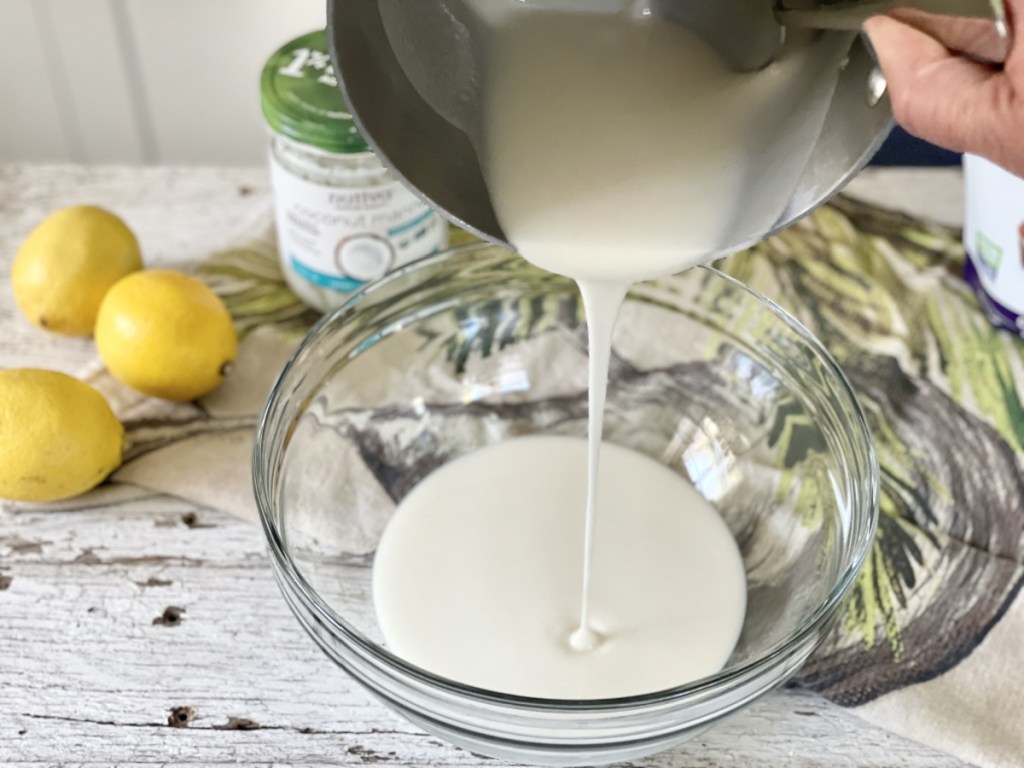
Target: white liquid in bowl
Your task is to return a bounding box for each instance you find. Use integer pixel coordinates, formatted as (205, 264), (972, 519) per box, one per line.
(373, 436), (747, 700)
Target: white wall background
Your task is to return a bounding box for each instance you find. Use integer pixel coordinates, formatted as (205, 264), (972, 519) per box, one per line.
(0, 0), (325, 165)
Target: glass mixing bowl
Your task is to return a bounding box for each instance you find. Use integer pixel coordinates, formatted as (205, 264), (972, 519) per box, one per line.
(254, 243), (878, 766)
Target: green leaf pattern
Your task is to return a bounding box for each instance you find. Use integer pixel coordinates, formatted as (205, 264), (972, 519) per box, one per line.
(192, 198), (1023, 707)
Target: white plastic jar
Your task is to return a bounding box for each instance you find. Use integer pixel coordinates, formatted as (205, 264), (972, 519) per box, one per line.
(963, 154), (1024, 338)
(261, 30), (448, 312)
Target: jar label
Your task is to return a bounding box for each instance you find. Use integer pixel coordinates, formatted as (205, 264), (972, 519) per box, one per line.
(963, 155), (1024, 335)
(269, 153), (447, 297)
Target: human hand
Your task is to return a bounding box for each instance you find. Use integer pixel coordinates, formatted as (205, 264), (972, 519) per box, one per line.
(864, 4), (1023, 177)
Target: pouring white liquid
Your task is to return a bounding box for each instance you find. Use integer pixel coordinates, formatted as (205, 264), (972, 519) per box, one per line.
(480, 2), (846, 282)
(373, 3), (844, 698)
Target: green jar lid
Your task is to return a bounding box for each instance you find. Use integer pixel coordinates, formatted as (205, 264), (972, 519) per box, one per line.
(261, 29), (369, 154)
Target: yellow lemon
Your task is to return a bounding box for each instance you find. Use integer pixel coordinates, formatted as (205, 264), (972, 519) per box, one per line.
(12, 206), (143, 336)
(0, 369), (124, 502)
(95, 270), (238, 402)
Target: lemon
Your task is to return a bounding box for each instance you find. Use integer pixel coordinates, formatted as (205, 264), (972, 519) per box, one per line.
(12, 206), (143, 336)
(0, 369), (124, 502)
(95, 270), (238, 402)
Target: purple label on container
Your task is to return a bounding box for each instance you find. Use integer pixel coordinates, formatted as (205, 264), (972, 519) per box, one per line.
(964, 256), (1024, 339)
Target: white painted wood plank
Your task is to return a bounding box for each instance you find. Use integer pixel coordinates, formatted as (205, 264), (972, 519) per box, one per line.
(44, 0), (147, 164)
(121, 0), (325, 165)
(0, 500), (970, 767)
(0, 165), (969, 766)
(0, 1), (75, 162)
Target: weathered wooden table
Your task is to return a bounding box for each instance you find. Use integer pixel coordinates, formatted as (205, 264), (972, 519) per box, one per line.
(0, 165), (972, 767)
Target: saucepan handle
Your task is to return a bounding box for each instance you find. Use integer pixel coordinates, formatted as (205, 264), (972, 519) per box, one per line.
(776, 0), (1008, 34)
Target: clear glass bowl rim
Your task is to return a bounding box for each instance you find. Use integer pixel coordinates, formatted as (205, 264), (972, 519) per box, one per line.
(254, 243), (881, 712)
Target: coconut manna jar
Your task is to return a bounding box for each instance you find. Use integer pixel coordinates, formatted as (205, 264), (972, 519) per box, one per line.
(963, 154), (1024, 339)
(261, 30), (448, 312)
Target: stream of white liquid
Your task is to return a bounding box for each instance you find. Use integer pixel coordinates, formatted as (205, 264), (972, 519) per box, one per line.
(567, 280), (627, 653)
(372, 2), (847, 698)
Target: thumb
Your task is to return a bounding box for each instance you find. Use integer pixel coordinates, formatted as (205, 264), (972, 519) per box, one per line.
(864, 15), (1015, 165)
